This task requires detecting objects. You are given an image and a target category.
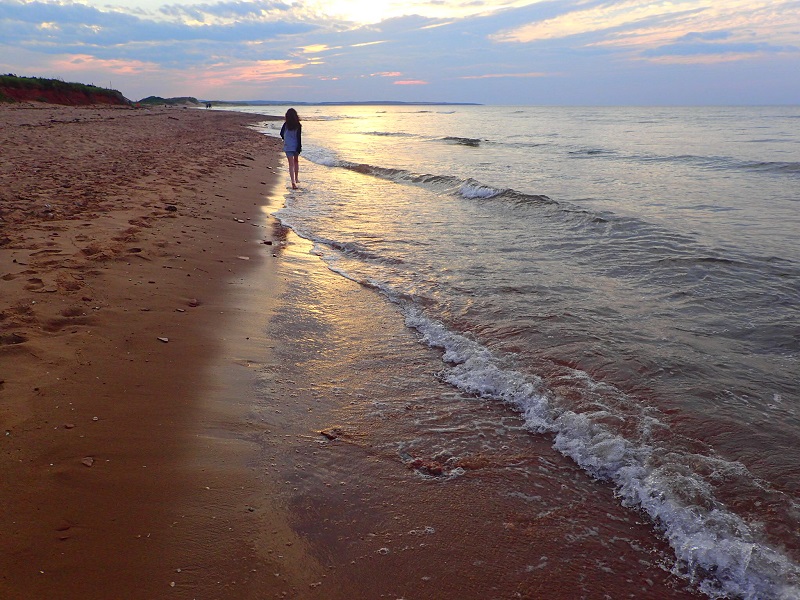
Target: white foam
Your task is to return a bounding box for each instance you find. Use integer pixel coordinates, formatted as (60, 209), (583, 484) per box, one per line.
(459, 181), (504, 199)
(303, 146), (342, 167)
(402, 307), (800, 599)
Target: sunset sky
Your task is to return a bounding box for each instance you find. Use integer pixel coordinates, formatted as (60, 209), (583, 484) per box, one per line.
(1, 0), (798, 104)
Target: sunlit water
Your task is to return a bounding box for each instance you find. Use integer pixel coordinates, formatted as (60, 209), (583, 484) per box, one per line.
(232, 104), (799, 598)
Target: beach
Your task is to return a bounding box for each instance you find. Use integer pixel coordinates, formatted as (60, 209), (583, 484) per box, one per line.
(1, 103), (744, 599)
(0, 104), (308, 598)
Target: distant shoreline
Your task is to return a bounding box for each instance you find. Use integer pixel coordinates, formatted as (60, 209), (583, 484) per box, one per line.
(203, 100), (482, 107)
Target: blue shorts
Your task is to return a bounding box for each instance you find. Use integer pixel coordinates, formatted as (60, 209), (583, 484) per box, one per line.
(285, 151), (299, 157)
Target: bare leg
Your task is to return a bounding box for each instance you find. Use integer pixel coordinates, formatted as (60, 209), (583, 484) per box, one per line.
(287, 156), (298, 189)
(293, 155), (300, 183)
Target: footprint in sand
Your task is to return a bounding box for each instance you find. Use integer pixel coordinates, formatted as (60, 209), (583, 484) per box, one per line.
(0, 332), (28, 346)
(24, 277), (45, 291)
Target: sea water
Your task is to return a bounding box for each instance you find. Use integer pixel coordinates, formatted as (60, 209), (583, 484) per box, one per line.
(235, 104), (799, 598)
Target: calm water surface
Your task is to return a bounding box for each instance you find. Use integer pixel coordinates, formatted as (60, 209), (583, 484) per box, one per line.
(234, 105), (799, 599)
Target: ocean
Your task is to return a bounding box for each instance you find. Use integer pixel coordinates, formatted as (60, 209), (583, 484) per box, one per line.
(232, 105), (799, 599)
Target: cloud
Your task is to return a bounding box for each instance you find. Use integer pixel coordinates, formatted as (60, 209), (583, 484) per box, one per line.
(489, 1), (800, 68)
(158, 0), (294, 22)
(0, 0), (316, 49)
(642, 40), (798, 64)
(197, 58), (304, 83)
(491, 1), (704, 44)
(51, 53), (160, 74)
(350, 40), (387, 48)
(1, 0), (799, 103)
(300, 44), (334, 53)
(678, 30), (732, 42)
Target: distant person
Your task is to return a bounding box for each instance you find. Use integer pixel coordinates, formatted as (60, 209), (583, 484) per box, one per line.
(280, 108), (302, 189)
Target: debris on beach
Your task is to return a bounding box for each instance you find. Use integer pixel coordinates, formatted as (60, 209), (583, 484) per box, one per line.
(81, 456), (95, 467)
(408, 458), (446, 477)
(157, 336), (169, 343)
(319, 427), (344, 441)
(403, 454), (466, 479)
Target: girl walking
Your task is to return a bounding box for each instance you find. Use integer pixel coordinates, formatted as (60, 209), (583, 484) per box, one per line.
(279, 108), (302, 189)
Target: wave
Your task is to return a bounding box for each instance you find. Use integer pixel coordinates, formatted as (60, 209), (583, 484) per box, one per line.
(440, 136), (482, 147)
(303, 152), (791, 276)
(304, 151), (800, 302)
(399, 307), (800, 600)
(740, 161), (800, 175)
(360, 131), (416, 138)
(303, 152), (552, 206)
(489, 139), (800, 177)
(354, 132), (487, 147)
(301, 149), (800, 298)
(626, 153), (800, 176)
(568, 148), (616, 157)
(275, 201), (800, 597)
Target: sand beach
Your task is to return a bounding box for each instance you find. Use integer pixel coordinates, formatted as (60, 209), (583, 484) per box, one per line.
(0, 104), (307, 597)
(0, 103), (710, 600)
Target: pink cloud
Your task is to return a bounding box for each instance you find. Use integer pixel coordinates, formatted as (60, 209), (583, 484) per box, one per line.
(393, 80), (428, 85)
(51, 54), (158, 75)
(200, 60), (305, 85)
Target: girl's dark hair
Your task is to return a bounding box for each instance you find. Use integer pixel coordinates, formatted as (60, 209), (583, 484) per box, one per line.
(285, 108), (300, 131)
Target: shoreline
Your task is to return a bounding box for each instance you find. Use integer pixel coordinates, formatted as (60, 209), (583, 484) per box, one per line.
(1, 103), (708, 599)
(0, 104), (313, 597)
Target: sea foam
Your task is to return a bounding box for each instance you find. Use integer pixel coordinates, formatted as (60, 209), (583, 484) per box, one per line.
(401, 307), (800, 600)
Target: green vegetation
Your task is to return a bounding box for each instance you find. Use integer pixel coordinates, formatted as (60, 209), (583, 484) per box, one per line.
(0, 74), (126, 102)
(137, 95), (200, 106)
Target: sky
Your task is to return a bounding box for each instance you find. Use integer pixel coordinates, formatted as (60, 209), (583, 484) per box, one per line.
(1, 0), (799, 104)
